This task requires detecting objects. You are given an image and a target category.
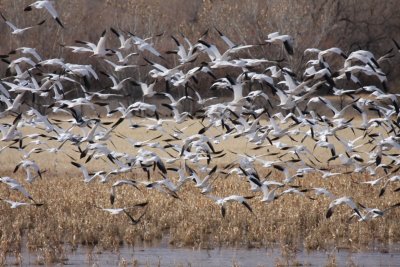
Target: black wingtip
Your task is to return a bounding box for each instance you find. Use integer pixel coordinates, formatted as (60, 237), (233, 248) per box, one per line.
(1, 58), (11, 65)
(161, 102), (173, 111)
(135, 201), (149, 208)
(242, 201), (253, 213)
(284, 40), (294, 55)
(55, 17), (64, 28)
(326, 208), (333, 219)
(214, 27), (223, 36)
(197, 39), (211, 48)
(273, 165), (284, 172)
(207, 164), (217, 175)
(99, 70), (110, 77)
(157, 160), (167, 174)
(110, 27), (119, 37)
(143, 57), (153, 65)
(393, 38), (400, 50)
(70, 161), (81, 168)
(201, 28), (209, 39)
(0, 12), (7, 21)
(171, 35), (179, 46)
(13, 163), (21, 173)
(37, 19), (46, 26)
(379, 187), (386, 197)
(353, 208), (362, 218)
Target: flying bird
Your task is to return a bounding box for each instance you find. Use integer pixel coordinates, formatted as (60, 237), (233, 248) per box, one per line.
(24, 0), (64, 28)
(1, 12), (45, 35)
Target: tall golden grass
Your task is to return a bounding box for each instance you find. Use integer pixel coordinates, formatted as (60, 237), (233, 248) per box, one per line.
(0, 118), (399, 265)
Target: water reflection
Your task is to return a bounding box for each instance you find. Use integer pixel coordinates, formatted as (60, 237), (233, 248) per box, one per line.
(6, 243), (400, 266)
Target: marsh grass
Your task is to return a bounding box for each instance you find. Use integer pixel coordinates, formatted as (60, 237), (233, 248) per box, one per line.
(0, 118), (399, 264)
(1, 165), (399, 264)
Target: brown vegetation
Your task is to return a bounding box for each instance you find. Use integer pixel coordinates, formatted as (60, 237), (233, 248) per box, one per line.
(0, 1), (400, 265)
(1, 0), (399, 88)
(0, 120), (399, 265)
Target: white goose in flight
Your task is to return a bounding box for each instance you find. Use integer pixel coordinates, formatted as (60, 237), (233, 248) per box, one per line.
(70, 162), (106, 183)
(129, 32), (164, 58)
(326, 196), (362, 219)
(103, 58), (141, 72)
(0, 176), (34, 201)
(95, 202), (148, 215)
(1, 13), (45, 35)
(207, 194), (254, 217)
(100, 71), (131, 91)
(265, 32), (294, 55)
(24, 0), (64, 28)
(168, 35), (199, 64)
(110, 27), (133, 50)
(75, 30), (114, 57)
(0, 198), (43, 208)
(14, 159), (43, 183)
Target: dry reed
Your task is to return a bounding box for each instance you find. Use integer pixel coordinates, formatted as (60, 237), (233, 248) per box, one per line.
(0, 119), (399, 265)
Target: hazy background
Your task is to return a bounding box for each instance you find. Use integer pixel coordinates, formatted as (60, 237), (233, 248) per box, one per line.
(0, 0), (399, 95)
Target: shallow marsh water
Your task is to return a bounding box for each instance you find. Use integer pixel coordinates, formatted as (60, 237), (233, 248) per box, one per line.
(6, 242), (400, 266)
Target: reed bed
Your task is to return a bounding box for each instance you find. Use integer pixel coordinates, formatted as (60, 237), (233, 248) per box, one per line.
(0, 118), (399, 265)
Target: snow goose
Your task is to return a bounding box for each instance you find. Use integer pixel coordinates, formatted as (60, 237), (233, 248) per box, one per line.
(207, 194), (254, 217)
(1, 12), (45, 35)
(326, 196), (362, 219)
(265, 32), (294, 55)
(24, 0), (64, 28)
(75, 30), (114, 57)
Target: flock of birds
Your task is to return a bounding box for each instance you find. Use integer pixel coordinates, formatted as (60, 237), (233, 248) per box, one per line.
(1, 0), (400, 226)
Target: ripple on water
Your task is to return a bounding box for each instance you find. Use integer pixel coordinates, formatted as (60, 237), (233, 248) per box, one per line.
(6, 243), (400, 266)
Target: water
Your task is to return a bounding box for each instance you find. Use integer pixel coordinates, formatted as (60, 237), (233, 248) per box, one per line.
(6, 243), (400, 266)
